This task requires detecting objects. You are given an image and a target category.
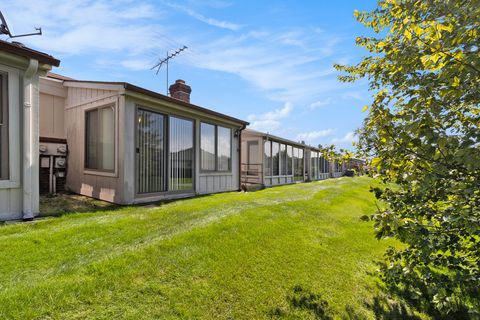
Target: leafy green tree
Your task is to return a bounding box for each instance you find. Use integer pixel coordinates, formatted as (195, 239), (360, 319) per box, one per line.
(335, 0), (479, 316)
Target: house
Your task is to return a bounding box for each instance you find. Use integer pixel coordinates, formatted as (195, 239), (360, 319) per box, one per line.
(0, 40), (59, 220)
(38, 76), (248, 204)
(240, 129), (343, 188)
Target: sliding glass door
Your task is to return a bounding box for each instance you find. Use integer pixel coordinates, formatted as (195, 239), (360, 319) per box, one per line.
(169, 117), (194, 191)
(137, 109), (166, 193)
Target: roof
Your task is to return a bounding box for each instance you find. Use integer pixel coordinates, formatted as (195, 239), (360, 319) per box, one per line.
(0, 40), (60, 66)
(63, 79), (249, 126)
(46, 72), (73, 81)
(244, 128), (321, 151)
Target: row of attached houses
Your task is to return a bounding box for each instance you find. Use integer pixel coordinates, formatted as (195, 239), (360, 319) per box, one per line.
(0, 41), (354, 221)
(240, 129), (344, 187)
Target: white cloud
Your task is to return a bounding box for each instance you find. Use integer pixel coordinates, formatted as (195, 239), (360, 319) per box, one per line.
(163, 2), (242, 31)
(1, 0), (164, 59)
(309, 98), (332, 110)
(332, 131), (357, 144)
(247, 102), (293, 132)
(1, 0), (355, 108)
(342, 91), (366, 101)
(183, 30), (342, 103)
(296, 129), (335, 142)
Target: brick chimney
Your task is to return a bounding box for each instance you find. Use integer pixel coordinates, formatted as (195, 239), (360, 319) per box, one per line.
(169, 79), (191, 103)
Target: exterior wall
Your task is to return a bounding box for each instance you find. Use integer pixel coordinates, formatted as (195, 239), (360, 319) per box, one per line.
(39, 77), (67, 139)
(0, 52), (51, 220)
(0, 63), (22, 220)
(63, 85), (125, 203)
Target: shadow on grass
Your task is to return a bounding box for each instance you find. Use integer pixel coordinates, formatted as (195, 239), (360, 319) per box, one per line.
(362, 265), (473, 320)
(38, 192), (218, 218)
(266, 281), (437, 319)
(360, 292), (423, 320)
(39, 192), (121, 217)
(268, 285), (335, 319)
(288, 285), (335, 319)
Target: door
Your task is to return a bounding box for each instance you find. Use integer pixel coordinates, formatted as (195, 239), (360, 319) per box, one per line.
(169, 116), (194, 191)
(137, 109), (166, 193)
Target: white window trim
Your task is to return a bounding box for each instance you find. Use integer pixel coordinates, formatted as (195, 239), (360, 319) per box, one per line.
(83, 102), (119, 177)
(0, 64), (20, 189)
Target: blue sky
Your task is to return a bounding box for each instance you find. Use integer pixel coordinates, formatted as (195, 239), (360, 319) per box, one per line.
(2, 0), (377, 150)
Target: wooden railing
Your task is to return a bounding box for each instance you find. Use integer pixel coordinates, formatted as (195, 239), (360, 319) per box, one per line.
(241, 163), (263, 184)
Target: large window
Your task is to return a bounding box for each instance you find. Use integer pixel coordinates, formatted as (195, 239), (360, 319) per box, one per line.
(280, 144), (286, 176)
(85, 105), (115, 172)
(294, 147), (304, 181)
(272, 142), (279, 176)
(286, 145), (293, 175)
(264, 141), (272, 176)
(200, 123), (215, 171)
(217, 126), (231, 171)
(0, 73), (8, 180)
(311, 151), (318, 180)
(170, 117), (194, 191)
(200, 123), (232, 172)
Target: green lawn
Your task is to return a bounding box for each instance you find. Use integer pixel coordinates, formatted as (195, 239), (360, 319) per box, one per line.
(0, 177), (420, 319)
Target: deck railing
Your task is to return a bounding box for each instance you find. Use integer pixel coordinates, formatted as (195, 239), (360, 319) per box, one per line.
(241, 163), (263, 184)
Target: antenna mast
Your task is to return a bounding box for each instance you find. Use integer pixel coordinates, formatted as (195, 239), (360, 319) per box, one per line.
(0, 11), (42, 38)
(151, 46), (187, 95)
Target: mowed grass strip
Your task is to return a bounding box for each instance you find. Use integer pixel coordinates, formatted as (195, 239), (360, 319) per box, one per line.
(0, 177), (398, 319)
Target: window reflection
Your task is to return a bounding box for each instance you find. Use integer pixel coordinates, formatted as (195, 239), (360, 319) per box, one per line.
(200, 123), (215, 171)
(137, 109), (165, 193)
(169, 117), (194, 191)
(217, 126), (231, 171)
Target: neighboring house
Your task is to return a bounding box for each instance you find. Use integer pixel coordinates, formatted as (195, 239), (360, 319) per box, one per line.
(240, 129), (341, 188)
(0, 40), (59, 221)
(38, 76), (248, 204)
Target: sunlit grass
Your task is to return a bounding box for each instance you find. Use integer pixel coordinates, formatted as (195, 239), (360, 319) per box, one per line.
(0, 177), (421, 319)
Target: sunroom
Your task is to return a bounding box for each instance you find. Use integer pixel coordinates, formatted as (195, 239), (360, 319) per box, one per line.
(241, 129), (308, 187)
(55, 78), (248, 204)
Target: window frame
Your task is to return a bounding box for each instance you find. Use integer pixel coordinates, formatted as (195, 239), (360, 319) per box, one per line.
(168, 115), (195, 192)
(84, 103), (117, 176)
(0, 66), (20, 189)
(0, 72), (8, 181)
(199, 122), (232, 173)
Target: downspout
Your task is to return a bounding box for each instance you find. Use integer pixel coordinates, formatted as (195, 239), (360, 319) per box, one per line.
(22, 58), (39, 220)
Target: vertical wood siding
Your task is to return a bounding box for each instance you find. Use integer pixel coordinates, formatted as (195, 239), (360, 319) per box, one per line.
(64, 86), (125, 203)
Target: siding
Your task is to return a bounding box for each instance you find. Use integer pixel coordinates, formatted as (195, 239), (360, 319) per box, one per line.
(39, 93), (65, 139)
(0, 188), (22, 220)
(39, 77), (67, 139)
(64, 85), (125, 203)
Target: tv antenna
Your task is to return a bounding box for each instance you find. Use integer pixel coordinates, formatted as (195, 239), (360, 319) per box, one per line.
(0, 11), (42, 38)
(151, 46), (187, 95)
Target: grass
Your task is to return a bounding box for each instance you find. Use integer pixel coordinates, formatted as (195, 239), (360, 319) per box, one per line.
(0, 177), (423, 319)
(39, 193), (119, 216)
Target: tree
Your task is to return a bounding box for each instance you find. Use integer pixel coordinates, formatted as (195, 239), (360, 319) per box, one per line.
(335, 0), (480, 316)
